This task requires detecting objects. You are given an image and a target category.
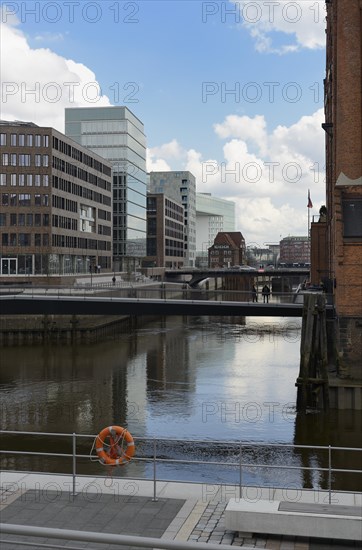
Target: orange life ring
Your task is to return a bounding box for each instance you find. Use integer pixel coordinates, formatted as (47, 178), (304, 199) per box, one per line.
(95, 425), (135, 466)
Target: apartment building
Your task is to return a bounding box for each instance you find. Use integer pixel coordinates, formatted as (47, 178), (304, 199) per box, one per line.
(145, 192), (184, 268)
(0, 121), (112, 278)
(279, 236), (310, 265)
(149, 171), (196, 266)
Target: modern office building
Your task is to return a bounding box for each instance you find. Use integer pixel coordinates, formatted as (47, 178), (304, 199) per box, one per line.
(145, 189), (184, 268)
(65, 107), (147, 271)
(196, 193), (235, 266)
(0, 121), (112, 278)
(279, 236), (310, 265)
(149, 171), (196, 266)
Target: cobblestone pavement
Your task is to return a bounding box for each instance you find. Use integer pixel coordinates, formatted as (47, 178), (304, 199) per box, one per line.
(186, 500), (360, 549)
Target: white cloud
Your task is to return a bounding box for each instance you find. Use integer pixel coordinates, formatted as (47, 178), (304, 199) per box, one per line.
(148, 139), (185, 160)
(147, 109), (325, 243)
(231, 0), (326, 54)
(146, 149), (171, 172)
(0, 15), (111, 132)
(34, 32), (66, 43)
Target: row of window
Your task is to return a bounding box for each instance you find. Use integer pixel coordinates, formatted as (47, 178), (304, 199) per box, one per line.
(1, 153), (49, 167)
(0, 212), (48, 227)
(53, 136), (111, 176)
(1, 174), (49, 186)
(1, 193), (49, 207)
(52, 194), (78, 214)
(0, 133), (49, 147)
(1, 232), (111, 250)
(53, 176), (111, 207)
(2, 233), (49, 247)
(53, 156), (111, 191)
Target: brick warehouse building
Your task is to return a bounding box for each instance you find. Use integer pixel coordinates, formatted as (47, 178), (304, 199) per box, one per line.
(0, 121), (112, 280)
(320, 0), (362, 380)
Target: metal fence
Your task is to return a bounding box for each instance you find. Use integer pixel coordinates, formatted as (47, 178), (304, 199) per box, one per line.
(1, 430), (361, 505)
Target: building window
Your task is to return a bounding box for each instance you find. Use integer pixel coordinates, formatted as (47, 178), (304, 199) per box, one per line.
(19, 193), (31, 206)
(35, 135), (41, 147)
(19, 233), (31, 246)
(10, 213), (17, 226)
(43, 155), (49, 167)
(11, 134), (16, 146)
(43, 233), (49, 246)
(43, 214), (49, 226)
(26, 134), (33, 146)
(19, 154), (31, 166)
(18, 134), (25, 146)
(26, 214), (33, 226)
(0, 174), (6, 186)
(343, 198), (362, 238)
(18, 174), (25, 186)
(2, 193), (9, 206)
(43, 135), (49, 147)
(35, 214), (41, 226)
(35, 154), (41, 167)
(35, 234), (41, 246)
(10, 154), (16, 166)
(2, 233), (8, 246)
(0, 134), (6, 145)
(34, 194), (41, 206)
(18, 213), (25, 226)
(10, 193), (17, 206)
(2, 153), (9, 166)
(10, 233), (17, 246)
(0, 213), (6, 226)
(43, 194), (49, 206)
(27, 174), (33, 186)
(35, 175), (41, 186)
(10, 174), (16, 186)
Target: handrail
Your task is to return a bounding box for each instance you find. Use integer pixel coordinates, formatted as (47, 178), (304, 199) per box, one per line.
(0, 523), (254, 550)
(1, 430), (361, 505)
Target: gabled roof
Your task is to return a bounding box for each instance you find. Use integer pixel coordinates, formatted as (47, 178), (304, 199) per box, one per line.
(213, 232), (245, 248)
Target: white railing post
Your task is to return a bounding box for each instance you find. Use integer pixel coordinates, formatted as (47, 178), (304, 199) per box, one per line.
(72, 432), (77, 498)
(152, 437), (158, 502)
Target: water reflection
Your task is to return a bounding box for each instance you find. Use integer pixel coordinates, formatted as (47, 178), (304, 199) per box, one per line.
(0, 316), (360, 490)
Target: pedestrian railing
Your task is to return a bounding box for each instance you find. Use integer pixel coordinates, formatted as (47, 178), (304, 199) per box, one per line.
(0, 430), (360, 504)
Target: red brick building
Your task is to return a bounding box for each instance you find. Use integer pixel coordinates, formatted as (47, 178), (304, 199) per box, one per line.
(321, 0), (362, 379)
(279, 236), (310, 265)
(208, 232), (245, 268)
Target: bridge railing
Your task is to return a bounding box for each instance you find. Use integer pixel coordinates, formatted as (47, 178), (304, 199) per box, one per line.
(0, 284), (333, 305)
(0, 430), (360, 502)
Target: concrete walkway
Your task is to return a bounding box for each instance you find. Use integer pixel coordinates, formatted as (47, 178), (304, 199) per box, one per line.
(1, 472), (361, 549)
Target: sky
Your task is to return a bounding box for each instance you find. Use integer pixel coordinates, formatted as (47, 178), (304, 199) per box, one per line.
(0, 0), (327, 246)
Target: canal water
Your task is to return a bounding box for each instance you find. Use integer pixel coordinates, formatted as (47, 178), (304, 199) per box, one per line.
(1, 316), (361, 491)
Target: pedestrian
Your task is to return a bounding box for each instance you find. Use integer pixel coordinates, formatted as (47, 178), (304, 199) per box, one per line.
(252, 285), (258, 302)
(112, 276), (116, 285)
(262, 284), (271, 303)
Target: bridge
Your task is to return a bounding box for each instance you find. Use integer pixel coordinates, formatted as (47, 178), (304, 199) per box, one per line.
(0, 293), (334, 318)
(164, 267), (310, 287)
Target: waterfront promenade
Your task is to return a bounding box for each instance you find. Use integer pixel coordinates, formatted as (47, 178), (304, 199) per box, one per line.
(1, 471), (360, 549)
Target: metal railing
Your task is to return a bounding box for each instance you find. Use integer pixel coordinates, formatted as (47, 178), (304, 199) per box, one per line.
(0, 284), (333, 305)
(1, 430), (360, 505)
(0, 523), (254, 550)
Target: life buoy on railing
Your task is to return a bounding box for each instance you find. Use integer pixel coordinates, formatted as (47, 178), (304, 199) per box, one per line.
(95, 426), (135, 466)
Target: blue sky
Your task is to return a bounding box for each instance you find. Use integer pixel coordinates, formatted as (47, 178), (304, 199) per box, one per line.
(1, 0), (327, 243)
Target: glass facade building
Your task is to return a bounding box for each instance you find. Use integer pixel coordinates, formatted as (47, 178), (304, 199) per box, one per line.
(65, 107), (147, 270)
(195, 193), (235, 266)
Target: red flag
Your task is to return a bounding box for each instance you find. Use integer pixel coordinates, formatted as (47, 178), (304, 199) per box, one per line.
(307, 190), (313, 208)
